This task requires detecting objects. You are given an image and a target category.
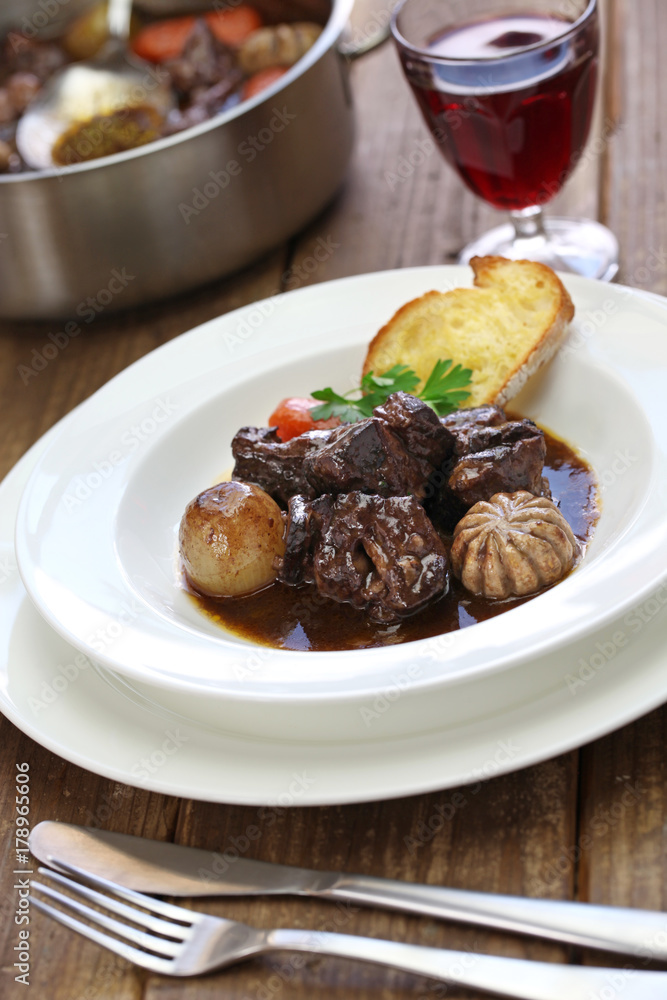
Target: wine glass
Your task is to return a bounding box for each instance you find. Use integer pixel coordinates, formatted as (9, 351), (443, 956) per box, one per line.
(391, 0), (618, 279)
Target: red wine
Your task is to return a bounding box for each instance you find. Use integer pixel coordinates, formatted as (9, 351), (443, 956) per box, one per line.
(400, 14), (598, 210)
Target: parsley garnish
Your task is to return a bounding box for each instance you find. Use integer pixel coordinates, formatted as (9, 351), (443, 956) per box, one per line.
(310, 359), (472, 422)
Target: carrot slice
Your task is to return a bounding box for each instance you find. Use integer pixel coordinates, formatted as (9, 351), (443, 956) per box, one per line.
(205, 6), (263, 47)
(242, 65), (288, 100)
(131, 15), (197, 62)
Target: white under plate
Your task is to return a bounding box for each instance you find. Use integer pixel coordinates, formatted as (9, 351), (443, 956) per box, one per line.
(3, 428), (667, 805)
(13, 267), (667, 744)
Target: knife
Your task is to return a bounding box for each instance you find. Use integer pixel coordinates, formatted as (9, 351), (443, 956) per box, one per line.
(29, 821), (667, 962)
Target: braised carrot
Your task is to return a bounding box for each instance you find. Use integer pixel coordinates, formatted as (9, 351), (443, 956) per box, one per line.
(242, 65), (288, 100)
(131, 15), (197, 62)
(205, 6), (263, 47)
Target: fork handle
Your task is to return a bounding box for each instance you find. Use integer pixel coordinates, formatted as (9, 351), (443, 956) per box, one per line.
(265, 929), (667, 1000)
(314, 875), (667, 961)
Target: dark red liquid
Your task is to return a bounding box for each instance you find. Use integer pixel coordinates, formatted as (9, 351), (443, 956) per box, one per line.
(401, 14), (598, 210)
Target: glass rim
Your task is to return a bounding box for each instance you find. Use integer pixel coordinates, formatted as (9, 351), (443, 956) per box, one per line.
(390, 0), (598, 63)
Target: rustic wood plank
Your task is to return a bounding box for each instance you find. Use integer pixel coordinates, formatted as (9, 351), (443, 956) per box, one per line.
(0, 719), (146, 1000)
(578, 708), (667, 913)
(0, 251), (287, 479)
(135, 755), (577, 1000)
(0, 716), (578, 1000)
(601, 0), (667, 294)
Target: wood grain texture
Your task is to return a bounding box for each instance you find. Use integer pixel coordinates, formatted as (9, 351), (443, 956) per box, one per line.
(2, 0), (667, 997)
(0, 250), (288, 479)
(601, 0), (667, 293)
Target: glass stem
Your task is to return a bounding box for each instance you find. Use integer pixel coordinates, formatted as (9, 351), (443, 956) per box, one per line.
(509, 205), (548, 242)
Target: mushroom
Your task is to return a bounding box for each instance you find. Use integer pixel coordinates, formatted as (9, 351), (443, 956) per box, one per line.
(450, 491), (578, 599)
(237, 23), (322, 75)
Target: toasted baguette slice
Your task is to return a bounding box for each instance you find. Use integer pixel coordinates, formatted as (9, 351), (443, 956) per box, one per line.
(362, 256), (574, 408)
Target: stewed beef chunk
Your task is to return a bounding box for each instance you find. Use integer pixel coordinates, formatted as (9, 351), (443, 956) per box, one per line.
(233, 392), (454, 506)
(164, 18), (239, 94)
(427, 410), (547, 529)
(276, 492), (449, 623)
(231, 426), (332, 506)
(276, 494), (323, 585)
(460, 417), (544, 455)
(305, 391), (454, 499)
(447, 422), (546, 507)
(441, 404), (506, 455)
(304, 418), (422, 498)
(2, 36), (67, 83)
(162, 19), (242, 134)
(375, 391), (455, 465)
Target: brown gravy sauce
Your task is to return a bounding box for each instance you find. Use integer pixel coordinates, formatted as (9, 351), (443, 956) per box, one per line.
(185, 429), (599, 651)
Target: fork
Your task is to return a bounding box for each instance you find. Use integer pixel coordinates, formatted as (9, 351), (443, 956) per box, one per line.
(31, 861), (667, 1000)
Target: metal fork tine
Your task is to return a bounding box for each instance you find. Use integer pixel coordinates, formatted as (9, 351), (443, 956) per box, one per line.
(41, 860), (205, 923)
(29, 896), (175, 976)
(36, 868), (191, 943)
(31, 881), (183, 958)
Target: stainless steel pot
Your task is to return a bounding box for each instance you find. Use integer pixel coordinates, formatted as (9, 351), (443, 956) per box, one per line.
(0, 0), (380, 318)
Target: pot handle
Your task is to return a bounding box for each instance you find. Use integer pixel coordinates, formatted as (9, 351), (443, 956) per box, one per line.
(337, 2), (395, 60)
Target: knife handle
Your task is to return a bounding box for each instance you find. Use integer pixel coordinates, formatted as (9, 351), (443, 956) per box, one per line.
(318, 875), (667, 961)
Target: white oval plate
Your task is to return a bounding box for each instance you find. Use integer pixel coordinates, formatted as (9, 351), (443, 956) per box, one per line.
(13, 268), (667, 739)
(3, 429), (667, 805)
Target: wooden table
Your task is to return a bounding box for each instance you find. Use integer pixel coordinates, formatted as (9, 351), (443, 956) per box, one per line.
(1, 1), (666, 996)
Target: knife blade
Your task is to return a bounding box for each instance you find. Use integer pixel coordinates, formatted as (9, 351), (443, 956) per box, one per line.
(29, 821), (667, 962)
(29, 821), (331, 896)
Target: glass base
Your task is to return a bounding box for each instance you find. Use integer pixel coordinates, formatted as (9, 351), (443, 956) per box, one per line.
(458, 217), (619, 282)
